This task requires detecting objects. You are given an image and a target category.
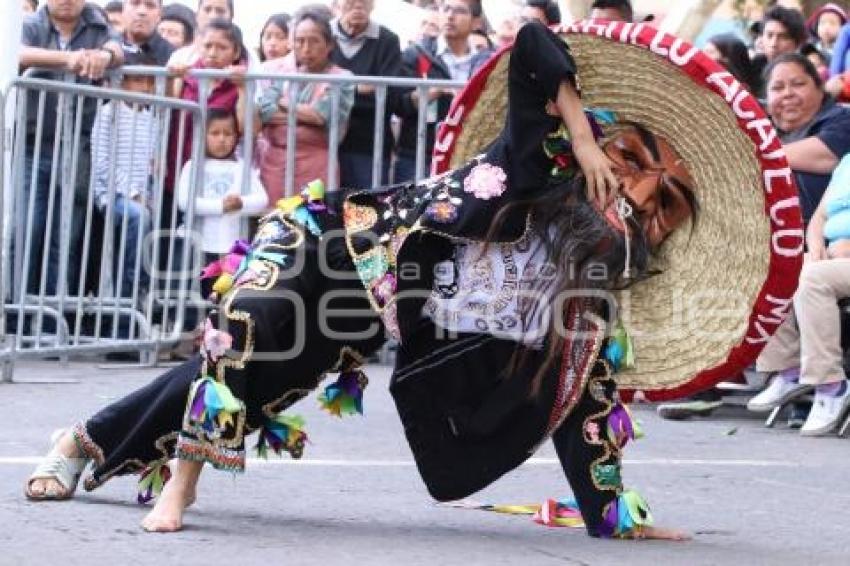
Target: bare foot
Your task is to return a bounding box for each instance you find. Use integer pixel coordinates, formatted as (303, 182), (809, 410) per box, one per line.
(141, 459), (202, 533)
(26, 430), (85, 500)
(636, 526), (692, 541)
(140, 480), (193, 532)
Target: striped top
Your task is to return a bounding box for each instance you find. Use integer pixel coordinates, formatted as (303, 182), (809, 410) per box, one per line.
(91, 101), (160, 209)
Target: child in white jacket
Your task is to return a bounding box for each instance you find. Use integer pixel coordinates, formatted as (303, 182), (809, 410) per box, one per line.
(177, 109), (269, 262)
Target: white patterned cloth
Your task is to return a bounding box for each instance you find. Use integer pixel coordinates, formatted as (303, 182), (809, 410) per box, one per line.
(422, 234), (556, 348)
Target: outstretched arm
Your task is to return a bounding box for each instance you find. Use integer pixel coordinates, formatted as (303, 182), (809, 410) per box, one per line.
(552, 81), (619, 208)
(509, 23), (618, 204)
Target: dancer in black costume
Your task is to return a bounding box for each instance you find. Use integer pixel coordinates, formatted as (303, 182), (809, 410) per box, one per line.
(25, 23), (707, 540)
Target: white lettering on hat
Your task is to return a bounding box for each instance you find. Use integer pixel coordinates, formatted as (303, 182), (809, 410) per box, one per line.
(432, 103), (467, 174)
(706, 71), (740, 103)
(769, 197), (800, 227)
(763, 166), (794, 195)
(772, 229), (806, 258)
(629, 24), (645, 45)
(580, 20), (608, 36)
(746, 118), (777, 152)
(618, 22), (633, 43)
(746, 294), (794, 344)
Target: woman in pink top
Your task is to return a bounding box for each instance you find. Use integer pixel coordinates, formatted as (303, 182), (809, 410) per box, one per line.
(257, 9), (355, 204)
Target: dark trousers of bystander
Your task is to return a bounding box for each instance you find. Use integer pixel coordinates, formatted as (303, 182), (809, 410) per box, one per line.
(339, 152), (390, 190)
(16, 145), (90, 298)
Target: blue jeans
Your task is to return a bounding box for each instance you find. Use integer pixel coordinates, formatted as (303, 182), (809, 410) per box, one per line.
(339, 152), (390, 190)
(106, 194), (152, 298)
(17, 150), (89, 296)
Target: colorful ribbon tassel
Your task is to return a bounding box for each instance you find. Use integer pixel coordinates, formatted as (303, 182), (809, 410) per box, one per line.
(137, 461), (171, 505)
(607, 402), (644, 449)
(601, 490), (654, 538)
(255, 414), (309, 459)
(604, 319), (635, 371)
(200, 240), (290, 298)
(318, 370), (369, 417)
(276, 179), (327, 236)
(440, 499), (584, 529)
(532, 499), (585, 528)
(188, 376), (243, 435)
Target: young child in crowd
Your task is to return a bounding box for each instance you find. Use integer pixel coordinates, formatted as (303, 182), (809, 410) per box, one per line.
(258, 13), (291, 62)
(177, 109), (268, 266)
(168, 19), (250, 194)
(806, 3), (847, 59)
(90, 50), (159, 300)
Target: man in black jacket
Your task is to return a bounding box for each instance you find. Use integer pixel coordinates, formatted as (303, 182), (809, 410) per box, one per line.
(394, 0), (491, 183)
(121, 0), (174, 65)
(331, 0), (402, 191)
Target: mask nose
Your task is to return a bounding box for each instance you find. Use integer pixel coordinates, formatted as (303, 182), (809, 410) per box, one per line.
(625, 172), (661, 214)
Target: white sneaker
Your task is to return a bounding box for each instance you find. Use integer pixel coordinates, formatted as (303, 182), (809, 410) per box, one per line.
(746, 375), (812, 413)
(800, 383), (850, 437)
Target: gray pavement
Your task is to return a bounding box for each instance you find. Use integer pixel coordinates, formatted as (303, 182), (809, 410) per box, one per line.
(1, 361), (848, 566)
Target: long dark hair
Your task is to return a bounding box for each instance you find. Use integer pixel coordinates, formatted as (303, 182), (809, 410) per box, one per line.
(707, 33), (759, 94)
(293, 7), (336, 46)
(202, 18), (247, 65)
(259, 13), (292, 62)
(485, 175), (652, 395)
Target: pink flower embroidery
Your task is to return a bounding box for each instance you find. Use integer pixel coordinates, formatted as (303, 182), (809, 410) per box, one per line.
(463, 163), (507, 200)
(202, 318), (234, 363)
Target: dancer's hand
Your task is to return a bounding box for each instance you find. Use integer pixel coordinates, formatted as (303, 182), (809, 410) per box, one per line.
(624, 525), (691, 541)
(573, 137), (619, 209)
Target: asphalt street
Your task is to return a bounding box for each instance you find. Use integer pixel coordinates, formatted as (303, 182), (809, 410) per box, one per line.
(1, 361), (848, 566)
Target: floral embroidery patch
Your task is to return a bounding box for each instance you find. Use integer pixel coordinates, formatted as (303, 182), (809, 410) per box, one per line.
(463, 162), (507, 200)
(371, 273), (397, 308)
(353, 248), (390, 284)
(424, 201), (459, 224)
(592, 463), (622, 488)
(344, 202), (379, 233)
(202, 318), (234, 363)
(585, 421), (601, 443)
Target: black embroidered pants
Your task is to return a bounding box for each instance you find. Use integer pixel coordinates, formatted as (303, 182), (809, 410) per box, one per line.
(74, 213), (385, 491)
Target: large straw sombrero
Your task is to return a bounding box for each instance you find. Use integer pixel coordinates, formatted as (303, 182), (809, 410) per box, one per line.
(433, 21), (804, 401)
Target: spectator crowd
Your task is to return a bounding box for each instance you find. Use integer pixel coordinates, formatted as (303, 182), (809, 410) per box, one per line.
(13, 0), (850, 434)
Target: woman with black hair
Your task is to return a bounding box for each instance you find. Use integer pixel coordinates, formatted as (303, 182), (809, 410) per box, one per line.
(257, 9), (355, 202)
(704, 32), (760, 94)
(159, 3), (197, 49)
(258, 13), (291, 63)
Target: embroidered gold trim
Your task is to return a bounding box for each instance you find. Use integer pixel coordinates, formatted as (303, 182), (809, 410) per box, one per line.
(262, 388), (314, 420)
(261, 345), (369, 419)
(72, 422), (106, 467)
(83, 432), (179, 492)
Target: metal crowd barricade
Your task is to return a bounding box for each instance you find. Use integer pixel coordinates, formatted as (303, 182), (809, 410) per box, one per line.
(0, 64), (467, 381)
(0, 72), (207, 380)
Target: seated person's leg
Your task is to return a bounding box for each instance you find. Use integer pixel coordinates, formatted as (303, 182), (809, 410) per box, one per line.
(795, 259), (850, 435)
(747, 310), (811, 413)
